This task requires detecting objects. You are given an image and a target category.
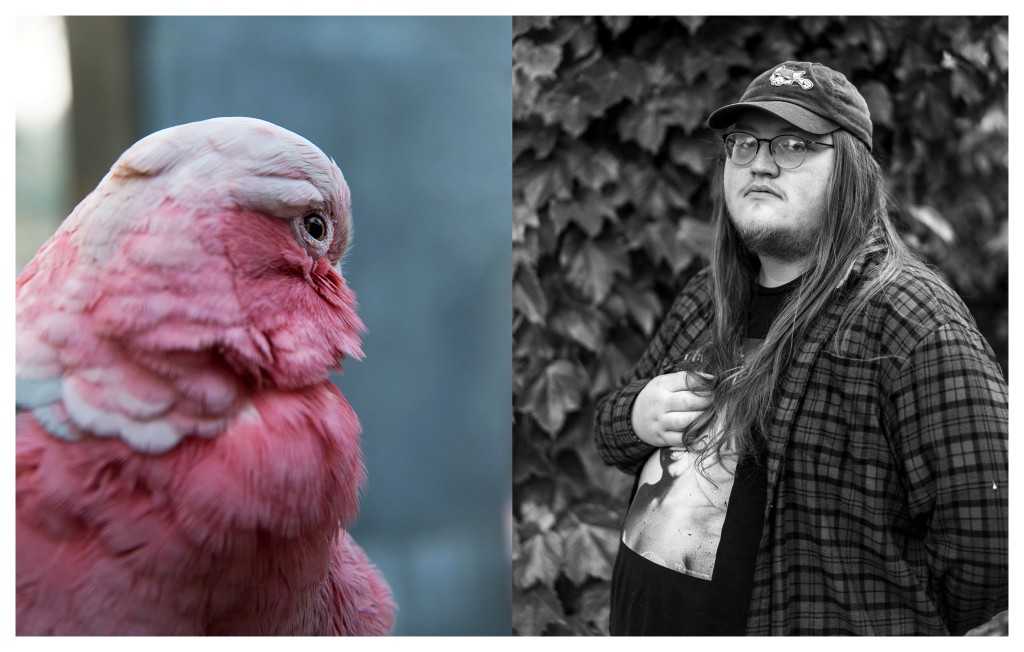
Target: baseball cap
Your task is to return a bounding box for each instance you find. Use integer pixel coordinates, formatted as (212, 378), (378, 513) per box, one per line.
(707, 62), (873, 151)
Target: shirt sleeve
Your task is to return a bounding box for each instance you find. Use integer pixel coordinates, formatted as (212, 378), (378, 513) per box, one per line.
(887, 321), (1008, 635)
(593, 281), (704, 475)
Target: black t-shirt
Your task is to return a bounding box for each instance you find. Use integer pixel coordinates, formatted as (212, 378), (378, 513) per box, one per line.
(609, 277), (798, 636)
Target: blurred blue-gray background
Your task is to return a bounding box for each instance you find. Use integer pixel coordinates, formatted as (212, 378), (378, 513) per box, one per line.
(15, 16), (511, 635)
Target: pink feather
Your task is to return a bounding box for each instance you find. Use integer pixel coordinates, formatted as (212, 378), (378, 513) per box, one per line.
(16, 117), (395, 635)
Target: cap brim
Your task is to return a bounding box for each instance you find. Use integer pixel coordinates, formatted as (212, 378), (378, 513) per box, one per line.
(707, 101), (839, 135)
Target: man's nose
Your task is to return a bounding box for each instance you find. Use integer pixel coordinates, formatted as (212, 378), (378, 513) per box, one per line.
(750, 141), (779, 175)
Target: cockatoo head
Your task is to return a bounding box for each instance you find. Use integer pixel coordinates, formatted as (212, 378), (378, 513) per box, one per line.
(17, 117), (365, 452)
(96, 116), (365, 386)
(113, 116), (353, 265)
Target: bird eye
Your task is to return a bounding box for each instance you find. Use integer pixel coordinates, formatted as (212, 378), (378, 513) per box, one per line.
(303, 214), (327, 241)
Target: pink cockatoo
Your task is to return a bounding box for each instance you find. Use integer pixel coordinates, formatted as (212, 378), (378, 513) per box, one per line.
(16, 117), (396, 635)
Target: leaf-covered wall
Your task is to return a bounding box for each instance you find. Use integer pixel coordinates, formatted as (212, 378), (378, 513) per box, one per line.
(511, 15), (1007, 636)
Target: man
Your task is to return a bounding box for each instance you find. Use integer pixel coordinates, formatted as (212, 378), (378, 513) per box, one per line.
(594, 61), (1008, 636)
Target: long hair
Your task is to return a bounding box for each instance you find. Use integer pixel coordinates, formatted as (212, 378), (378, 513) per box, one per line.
(681, 130), (937, 464)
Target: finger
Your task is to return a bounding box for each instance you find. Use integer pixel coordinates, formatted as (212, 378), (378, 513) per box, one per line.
(664, 391), (713, 413)
(660, 431), (687, 447)
(661, 410), (707, 433)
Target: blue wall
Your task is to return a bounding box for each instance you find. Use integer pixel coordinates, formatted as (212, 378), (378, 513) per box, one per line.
(133, 16), (511, 635)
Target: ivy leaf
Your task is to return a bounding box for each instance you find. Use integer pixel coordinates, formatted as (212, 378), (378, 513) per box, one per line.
(618, 98), (680, 153)
(574, 432), (636, 505)
(536, 79), (604, 138)
(566, 20), (598, 59)
(956, 38), (991, 70)
(512, 585), (565, 636)
(512, 68), (545, 122)
(520, 498), (558, 532)
(589, 329), (626, 386)
(536, 211), (562, 260)
(619, 286), (663, 336)
(522, 359), (587, 434)
(566, 142), (621, 190)
(549, 408), (593, 454)
(515, 475), (558, 517)
(512, 128), (533, 162)
(588, 340), (634, 399)
(577, 581), (613, 635)
(553, 447), (591, 502)
(677, 216), (713, 260)
(751, 24), (799, 68)
(513, 320), (556, 370)
(563, 236), (630, 303)
(546, 16), (599, 61)
(513, 424), (556, 484)
(561, 615), (602, 636)
(549, 417), (634, 519)
(863, 19), (890, 65)
(643, 59), (676, 90)
(512, 227), (540, 272)
(990, 28), (1008, 72)
(577, 57), (646, 110)
(673, 48), (751, 88)
(512, 16), (554, 38)
(672, 91), (713, 134)
(908, 205), (955, 244)
(984, 219), (1008, 256)
(574, 500), (626, 529)
(675, 16), (705, 35)
(669, 135), (717, 175)
(514, 154), (572, 209)
(548, 190), (617, 238)
(925, 89), (956, 135)
(799, 15), (831, 38)
(512, 202), (539, 245)
(951, 66), (984, 105)
(622, 162), (692, 220)
(859, 80), (894, 130)
(559, 504), (621, 584)
(513, 264), (548, 324)
(640, 220), (693, 273)
(513, 123), (560, 161)
(513, 38), (564, 81)
(513, 527), (564, 588)
(549, 304), (606, 352)
(602, 16), (632, 37)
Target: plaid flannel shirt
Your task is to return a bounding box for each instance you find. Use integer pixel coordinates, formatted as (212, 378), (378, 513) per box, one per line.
(594, 260), (1008, 635)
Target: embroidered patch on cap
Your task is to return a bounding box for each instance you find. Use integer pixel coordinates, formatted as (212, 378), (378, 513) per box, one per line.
(769, 66), (814, 90)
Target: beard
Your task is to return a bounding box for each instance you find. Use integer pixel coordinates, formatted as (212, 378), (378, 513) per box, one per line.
(727, 208), (821, 262)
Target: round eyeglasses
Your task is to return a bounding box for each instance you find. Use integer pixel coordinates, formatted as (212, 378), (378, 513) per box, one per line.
(723, 132), (835, 170)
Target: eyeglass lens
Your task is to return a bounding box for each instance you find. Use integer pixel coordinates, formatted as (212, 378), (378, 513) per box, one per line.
(724, 133), (808, 169)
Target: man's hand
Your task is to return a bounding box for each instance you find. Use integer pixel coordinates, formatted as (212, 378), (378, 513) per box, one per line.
(631, 371), (714, 447)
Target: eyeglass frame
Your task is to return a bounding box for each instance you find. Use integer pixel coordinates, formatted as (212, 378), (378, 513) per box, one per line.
(721, 131), (836, 170)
